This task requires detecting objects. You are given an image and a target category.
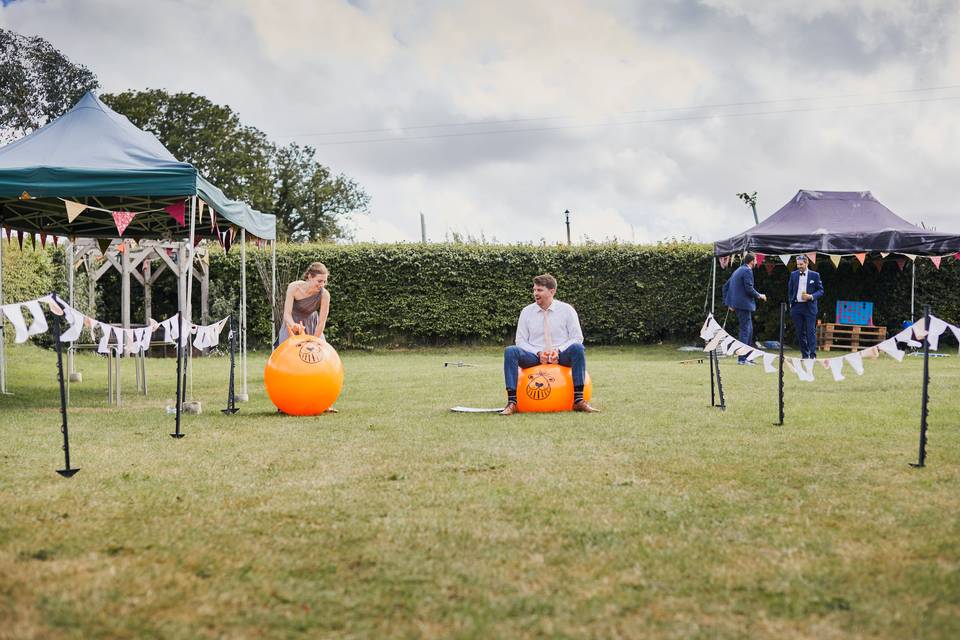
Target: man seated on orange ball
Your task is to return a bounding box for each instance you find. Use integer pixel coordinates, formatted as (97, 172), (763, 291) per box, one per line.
(500, 273), (599, 415)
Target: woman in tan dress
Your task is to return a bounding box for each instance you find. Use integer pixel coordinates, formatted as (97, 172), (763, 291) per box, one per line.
(275, 262), (331, 346)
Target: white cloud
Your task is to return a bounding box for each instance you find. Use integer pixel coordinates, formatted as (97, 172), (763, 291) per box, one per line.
(4, 0), (960, 243)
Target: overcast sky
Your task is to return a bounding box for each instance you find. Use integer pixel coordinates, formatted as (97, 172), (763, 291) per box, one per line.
(3, 0), (960, 244)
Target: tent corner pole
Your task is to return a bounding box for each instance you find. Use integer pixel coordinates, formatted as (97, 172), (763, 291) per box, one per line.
(0, 231), (6, 394)
(185, 196), (197, 401)
(911, 259), (916, 322)
(710, 251), (717, 314)
(271, 239), (277, 347)
(240, 229), (248, 399)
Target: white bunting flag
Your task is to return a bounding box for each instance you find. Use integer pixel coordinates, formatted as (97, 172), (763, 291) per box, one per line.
(844, 351), (864, 375)
(746, 349), (764, 362)
(23, 300), (48, 338)
(827, 357), (845, 381)
(779, 254), (791, 266)
(926, 316), (948, 351)
(877, 338), (905, 362)
(762, 353), (777, 373)
(98, 325), (112, 354)
(1, 304), (29, 342)
(59, 304), (85, 342)
(704, 331), (726, 352)
(801, 358), (816, 382)
(720, 336), (736, 354)
(894, 327), (921, 348)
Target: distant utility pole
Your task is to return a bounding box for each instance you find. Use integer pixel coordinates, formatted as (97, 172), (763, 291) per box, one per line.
(420, 211), (427, 242)
(564, 209), (571, 246)
(736, 192), (759, 225)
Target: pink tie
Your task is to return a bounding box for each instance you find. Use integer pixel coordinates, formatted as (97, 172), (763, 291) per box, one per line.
(543, 309), (553, 351)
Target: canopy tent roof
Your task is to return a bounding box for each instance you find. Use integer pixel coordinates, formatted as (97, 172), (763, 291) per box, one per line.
(0, 92), (275, 240)
(714, 190), (960, 257)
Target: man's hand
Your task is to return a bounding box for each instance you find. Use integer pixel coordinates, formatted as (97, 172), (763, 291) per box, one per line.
(758, 294), (767, 302)
(538, 351), (549, 365)
(802, 292), (812, 301)
(547, 350), (559, 364)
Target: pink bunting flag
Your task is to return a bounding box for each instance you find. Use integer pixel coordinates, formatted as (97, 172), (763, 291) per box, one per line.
(854, 252), (866, 265)
(112, 211), (136, 236)
(755, 253), (765, 266)
(955, 252), (960, 261)
(806, 252), (817, 264)
(930, 256), (942, 269)
(39, 233), (47, 249)
(52, 235), (59, 247)
(896, 258), (906, 271)
(164, 201), (186, 226)
(764, 262), (775, 275)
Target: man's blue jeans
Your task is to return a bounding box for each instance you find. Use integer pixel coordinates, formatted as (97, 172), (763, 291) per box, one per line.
(504, 343), (587, 391)
(735, 308), (753, 363)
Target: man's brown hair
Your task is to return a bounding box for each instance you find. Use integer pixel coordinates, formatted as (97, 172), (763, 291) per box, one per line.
(533, 273), (557, 290)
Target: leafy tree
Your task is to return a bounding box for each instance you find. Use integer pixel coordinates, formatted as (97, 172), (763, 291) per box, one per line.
(0, 27), (99, 143)
(103, 90), (369, 241)
(102, 90), (275, 213)
(273, 143), (370, 242)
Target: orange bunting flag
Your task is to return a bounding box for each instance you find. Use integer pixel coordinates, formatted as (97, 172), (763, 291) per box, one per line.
(64, 200), (87, 222)
(854, 252), (866, 265)
(117, 241), (126, 254)
(930, 256), (942, 269)
(806, 252), (817, 264)
(111, 211), (136, 236)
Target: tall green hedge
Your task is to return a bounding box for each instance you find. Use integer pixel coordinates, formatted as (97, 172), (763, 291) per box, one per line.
(5, 242), (960, 348)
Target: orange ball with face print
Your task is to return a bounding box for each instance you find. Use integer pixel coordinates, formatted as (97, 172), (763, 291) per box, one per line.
(264, 334), (343, 415)
(515, 364), (592, 413)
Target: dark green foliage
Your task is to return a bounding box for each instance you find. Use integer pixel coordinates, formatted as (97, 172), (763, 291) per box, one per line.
(0, 28), (99, 144)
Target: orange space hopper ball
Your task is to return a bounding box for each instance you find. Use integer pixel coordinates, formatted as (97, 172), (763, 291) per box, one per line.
(515, 364), (592, 413)
(264, 334), (344, 415)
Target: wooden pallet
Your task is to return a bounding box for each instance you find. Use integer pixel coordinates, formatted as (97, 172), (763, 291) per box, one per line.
(817, 323), (887, 351)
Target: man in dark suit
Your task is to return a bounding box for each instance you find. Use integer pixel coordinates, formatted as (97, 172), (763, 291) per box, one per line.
(787, 254), (824, 358)
(722, 253), (767, 364)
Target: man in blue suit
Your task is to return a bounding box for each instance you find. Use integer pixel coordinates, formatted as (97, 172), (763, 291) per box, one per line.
(722, 253), (767, 364)
(787, 254), (824, 358)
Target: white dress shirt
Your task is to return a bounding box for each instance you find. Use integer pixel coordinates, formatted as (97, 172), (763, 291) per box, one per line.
(515, 300), (584, 354)
(796, 270), (808, 302)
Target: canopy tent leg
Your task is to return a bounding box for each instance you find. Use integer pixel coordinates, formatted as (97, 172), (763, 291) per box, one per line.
(185, 197), (197, 404)
(0, 231), (7, 395)
(238, 230), (249, 401)
(710, 256), (717, 314)
(911, 260), (916, 322)
(66, 239), (76, 378)
(271, 239), (277, 347)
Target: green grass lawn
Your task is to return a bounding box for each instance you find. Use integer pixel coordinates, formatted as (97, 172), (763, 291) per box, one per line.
(1, 341), (958, 639)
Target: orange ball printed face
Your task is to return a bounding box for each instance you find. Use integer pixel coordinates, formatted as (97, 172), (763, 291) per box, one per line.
(264, 335), (344, 416)
(515, 364), (592, 413)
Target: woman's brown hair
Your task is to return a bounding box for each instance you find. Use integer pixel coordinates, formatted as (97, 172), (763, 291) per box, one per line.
(302, 262), (329, 280)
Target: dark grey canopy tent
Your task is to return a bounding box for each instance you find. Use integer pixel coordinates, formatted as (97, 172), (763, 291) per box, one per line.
(714, 190), (960, 257)
(710, 190), (960, 317)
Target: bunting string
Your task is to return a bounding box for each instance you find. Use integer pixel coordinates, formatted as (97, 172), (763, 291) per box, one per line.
(0, 294), (230, 355)
(699, 313), (960, 383)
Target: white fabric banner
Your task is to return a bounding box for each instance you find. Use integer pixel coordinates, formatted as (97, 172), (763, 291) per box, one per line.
(877, 338), (905, 362)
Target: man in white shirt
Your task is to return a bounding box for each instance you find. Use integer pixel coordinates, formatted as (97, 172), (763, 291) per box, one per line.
(500, 274), (598, 415)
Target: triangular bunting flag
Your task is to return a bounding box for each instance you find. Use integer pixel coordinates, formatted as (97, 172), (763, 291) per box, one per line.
(97, 238), (111, 256)
(930, 256), (942, 269)
(881, 252), (890, 258)
(30, 233), (36, 251)
(854, 252), (866, 265)
(112, 211), (136, 236)
(904, 254), (917, 262)
(896, 258), (906, 271)
(755, 253), (765, 266)
(806, 252), (817, 264)
(829, 255), (841, 268)
(844, 351), (864, 375)
(164, 200), (186, 226)
(52, 235), (59, 247)
(779, 255), (791, 266)
(64, 200), (87, 222)
(3, 226), (10, 244)
(764, 262), (775, 275)
(39, 233), (47, 249)
(17, 230), (23, 250)
(871, 258), (883, 272)
(718, 256), (730, 269)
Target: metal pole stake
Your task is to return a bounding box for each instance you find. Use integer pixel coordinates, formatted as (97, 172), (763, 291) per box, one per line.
(51, 306), (79, 477)
(222, 314), (239, 415)
(911, 304), (932, 467)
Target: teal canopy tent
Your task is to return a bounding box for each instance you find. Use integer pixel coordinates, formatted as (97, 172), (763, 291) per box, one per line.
(0, 92), (278, 401)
